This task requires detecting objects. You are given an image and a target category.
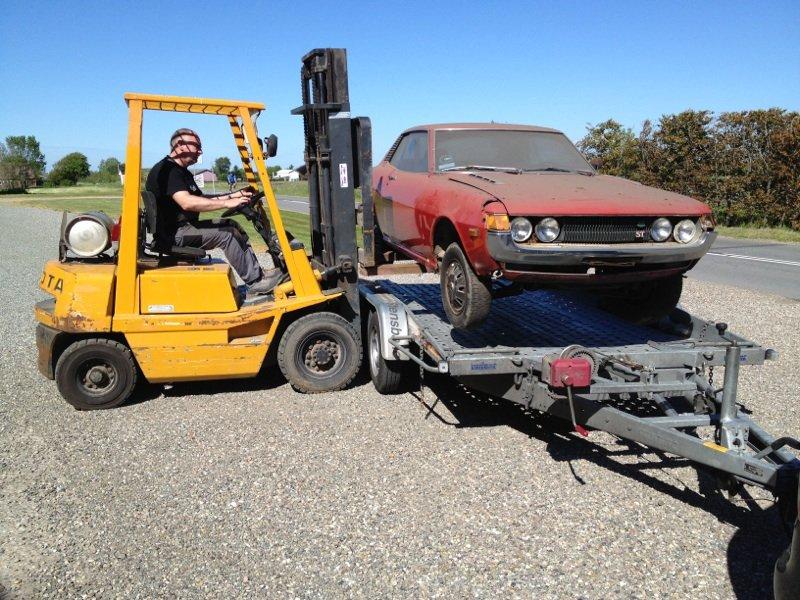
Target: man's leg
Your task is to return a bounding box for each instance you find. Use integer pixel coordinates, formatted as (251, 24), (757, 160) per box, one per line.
(176, 221), (263, 285)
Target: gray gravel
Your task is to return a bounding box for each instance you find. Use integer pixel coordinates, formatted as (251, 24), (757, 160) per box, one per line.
(1, 203), (799, 599)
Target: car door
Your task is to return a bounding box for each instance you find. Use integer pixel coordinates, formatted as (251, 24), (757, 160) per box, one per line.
(374, 131), (430, 254)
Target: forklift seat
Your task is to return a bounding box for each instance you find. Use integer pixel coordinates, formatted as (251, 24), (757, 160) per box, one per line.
(140, 191), (206, 259)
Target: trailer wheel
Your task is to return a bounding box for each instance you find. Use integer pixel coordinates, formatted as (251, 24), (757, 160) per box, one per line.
(440, 242), (492, 329)
(278, 312), (362, 393)
(367, 310), (407, 394)
(55, 338), (138, 410)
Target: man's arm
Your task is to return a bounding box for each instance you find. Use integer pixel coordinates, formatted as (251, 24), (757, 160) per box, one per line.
(172, 188), (251, 212)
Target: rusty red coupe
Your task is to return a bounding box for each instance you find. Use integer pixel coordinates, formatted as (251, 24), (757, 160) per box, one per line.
(372, 123), (716, 329)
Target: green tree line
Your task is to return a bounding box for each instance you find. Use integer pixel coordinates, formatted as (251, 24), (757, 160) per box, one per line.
(577, 109), (800, 230)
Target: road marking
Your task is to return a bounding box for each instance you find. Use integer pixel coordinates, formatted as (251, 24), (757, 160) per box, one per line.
(707, 252), (800, 268)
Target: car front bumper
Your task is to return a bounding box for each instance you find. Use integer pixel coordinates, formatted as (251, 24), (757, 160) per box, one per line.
(485, 230), (716, 285)
(487, 231), (716, 267)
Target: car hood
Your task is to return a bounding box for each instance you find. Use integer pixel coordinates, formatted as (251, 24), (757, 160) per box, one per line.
(445, 171), (709, 216)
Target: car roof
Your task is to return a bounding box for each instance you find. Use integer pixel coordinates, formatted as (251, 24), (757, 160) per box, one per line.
(402, 123), (563, 135)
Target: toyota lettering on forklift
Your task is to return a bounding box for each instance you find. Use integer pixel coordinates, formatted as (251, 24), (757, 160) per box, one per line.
(34, 49), (800, 590)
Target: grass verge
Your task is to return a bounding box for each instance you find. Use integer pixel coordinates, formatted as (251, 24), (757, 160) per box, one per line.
(716, 226), (800, 244)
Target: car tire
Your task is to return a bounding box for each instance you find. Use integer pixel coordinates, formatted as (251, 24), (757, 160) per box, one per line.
(440, 242), (492, 329)
(55, 338), (138, 410)
(601, 275), (684, 325)
(367, 310), (409, 394)
(278, 312), (362, 393)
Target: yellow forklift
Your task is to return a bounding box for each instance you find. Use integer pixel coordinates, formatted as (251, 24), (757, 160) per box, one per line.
(35, 51), (371, 409)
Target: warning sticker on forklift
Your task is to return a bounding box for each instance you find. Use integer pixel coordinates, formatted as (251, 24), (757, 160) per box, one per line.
(339, 163), (348, 188)
(703, 441), (729, 453)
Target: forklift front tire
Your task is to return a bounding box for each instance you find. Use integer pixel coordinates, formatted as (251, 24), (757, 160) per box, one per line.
(278, 312), (362, 393)
(55, 338), (138, 410)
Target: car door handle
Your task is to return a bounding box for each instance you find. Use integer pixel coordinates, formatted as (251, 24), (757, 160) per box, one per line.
(388, 174), (396, 181)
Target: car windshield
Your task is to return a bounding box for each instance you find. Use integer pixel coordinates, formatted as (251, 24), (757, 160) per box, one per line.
(434, 129), (593, 174)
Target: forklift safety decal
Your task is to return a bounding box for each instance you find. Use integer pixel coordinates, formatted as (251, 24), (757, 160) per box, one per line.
(40, 272), (64, 293)
(339, 163), (348, 188)
(147, 305), (175, 313)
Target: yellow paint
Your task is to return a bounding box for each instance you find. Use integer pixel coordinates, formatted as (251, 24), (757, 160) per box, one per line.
(139, 263), (237, 314)
(37, 261), (115, 331)
(703, 441), (729, 453)
(35, 92), (344, 385)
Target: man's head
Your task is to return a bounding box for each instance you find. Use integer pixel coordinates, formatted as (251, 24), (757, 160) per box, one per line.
(169, 128), (202, 166)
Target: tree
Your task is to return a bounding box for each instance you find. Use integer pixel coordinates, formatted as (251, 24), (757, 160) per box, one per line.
(577, 120), (641, 179)
(98, 157), (121, 175)
(232, 165), (244, 180)
(0, 135), (46, 188)
(48, 152), (90, 186)
(266, 164), (281, 178)
(213, 156), (231, 181)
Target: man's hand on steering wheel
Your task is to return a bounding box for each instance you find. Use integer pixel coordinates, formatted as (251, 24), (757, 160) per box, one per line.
(221, 189), (264, 218)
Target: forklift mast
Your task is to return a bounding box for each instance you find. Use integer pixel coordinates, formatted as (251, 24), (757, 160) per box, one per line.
(292, 48), (373, 324)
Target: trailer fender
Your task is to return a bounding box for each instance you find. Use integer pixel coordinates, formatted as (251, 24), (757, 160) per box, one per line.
(362, 293), (410, 361)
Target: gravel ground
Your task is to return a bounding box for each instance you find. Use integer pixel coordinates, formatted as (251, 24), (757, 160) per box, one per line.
(1, 204), (798, 599)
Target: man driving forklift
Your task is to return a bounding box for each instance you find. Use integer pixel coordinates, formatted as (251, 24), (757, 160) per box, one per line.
(146, 128), (283, 294)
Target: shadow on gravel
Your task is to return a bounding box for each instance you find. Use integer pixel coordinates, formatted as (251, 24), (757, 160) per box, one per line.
(123, 363), (289, 407)
(413, 373), (788, 599)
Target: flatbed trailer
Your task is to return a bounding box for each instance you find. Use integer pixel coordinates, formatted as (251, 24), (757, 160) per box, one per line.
(295, 49), (800, 592)
(361, 278), (800, 497)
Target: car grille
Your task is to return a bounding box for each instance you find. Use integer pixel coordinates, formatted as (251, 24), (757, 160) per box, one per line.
(558, 217), (654, 243)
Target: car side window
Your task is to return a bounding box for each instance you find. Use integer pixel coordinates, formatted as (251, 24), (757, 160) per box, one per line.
(389, 132), (429, 173)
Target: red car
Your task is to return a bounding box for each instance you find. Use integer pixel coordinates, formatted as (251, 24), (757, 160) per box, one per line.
(372, 123), (716, 329)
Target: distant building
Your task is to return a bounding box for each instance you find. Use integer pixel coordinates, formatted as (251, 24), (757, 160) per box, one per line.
(274, 168), (300, 182)
(192, 169), (217, 183)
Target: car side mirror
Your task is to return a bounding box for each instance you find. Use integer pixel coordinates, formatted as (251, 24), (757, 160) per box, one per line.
(264, 134), (278, 158)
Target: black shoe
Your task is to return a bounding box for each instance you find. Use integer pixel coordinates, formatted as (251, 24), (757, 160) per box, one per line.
(247, 269), (283, 295)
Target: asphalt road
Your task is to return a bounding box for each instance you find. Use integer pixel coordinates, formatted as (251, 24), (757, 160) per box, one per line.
(688, 236), (800, 299)
(277, 193), (800, 301)
(2, 204), (799, 599)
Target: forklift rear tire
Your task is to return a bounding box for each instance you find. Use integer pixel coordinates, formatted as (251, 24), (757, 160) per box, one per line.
(367, 310), (408, 394)
(440, 242), (492, 329)
(55, 338), (138, 410)
(278, 312), (362, 393)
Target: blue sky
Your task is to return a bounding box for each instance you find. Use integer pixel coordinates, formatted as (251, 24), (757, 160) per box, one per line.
(1, 1), (798, 172)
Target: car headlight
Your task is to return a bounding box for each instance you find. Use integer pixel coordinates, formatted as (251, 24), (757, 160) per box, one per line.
(63, 211), (114, 257)
(534, 218), (560, 243)
(510, 217), (533, 243)
(673, 219), (698, 243)
(650, 218), (672, 242)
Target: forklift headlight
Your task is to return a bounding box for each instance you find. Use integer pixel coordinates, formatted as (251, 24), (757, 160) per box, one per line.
(63, 211), (114, 257)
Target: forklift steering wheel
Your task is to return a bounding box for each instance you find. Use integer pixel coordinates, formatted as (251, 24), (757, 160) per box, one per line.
(221, 191), (265, 218)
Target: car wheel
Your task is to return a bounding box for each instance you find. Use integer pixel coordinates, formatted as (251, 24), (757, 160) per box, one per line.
(440, 242), (492, 329)
(278, 312), (362, 393)
(601, 275), (684, 325)
(55, 338), (138, 410)
(367, 310), (409, 394)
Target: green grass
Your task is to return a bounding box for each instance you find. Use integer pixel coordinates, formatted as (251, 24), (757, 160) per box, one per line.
(716, 225), (800, 244)
(4, 192), (367, 252)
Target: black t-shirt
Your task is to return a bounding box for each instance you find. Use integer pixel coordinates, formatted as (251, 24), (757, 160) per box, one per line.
(145, 157), (201, 246)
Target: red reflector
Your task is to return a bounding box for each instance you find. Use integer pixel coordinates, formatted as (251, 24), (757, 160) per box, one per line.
(550, 358), (591, 388)
(111, 219), (121, 242)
